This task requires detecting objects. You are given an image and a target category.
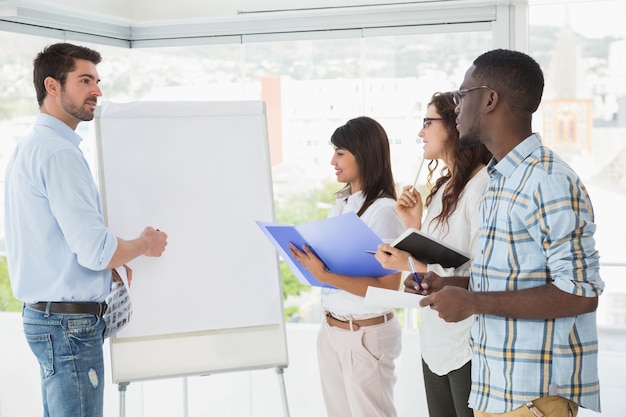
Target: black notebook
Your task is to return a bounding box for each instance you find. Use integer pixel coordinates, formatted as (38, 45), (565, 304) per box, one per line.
(392, 228), (471, 268)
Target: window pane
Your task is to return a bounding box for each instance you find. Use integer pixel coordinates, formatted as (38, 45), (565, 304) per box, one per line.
(363, 32), (491, 189)
(529, 0), (626, 327)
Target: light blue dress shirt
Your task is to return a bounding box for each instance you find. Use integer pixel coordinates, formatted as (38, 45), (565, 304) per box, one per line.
(5, 113), (118, 303)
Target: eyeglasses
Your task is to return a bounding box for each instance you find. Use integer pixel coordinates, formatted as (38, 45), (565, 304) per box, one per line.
(422, 117), (444, 129)
(450, 85), (495, 106)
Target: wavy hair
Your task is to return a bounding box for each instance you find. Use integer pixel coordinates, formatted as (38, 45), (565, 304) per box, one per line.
(424, 92), (492, 230)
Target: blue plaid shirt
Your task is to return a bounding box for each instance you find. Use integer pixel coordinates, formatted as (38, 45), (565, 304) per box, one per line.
(468, 134), (604, 413)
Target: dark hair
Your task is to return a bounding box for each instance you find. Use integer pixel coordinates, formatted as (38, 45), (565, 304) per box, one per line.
(33, 42), (102, 106)
(472, 49), (544, 115)
(331, 116), (397, 217)
(424, 92), (492, 230)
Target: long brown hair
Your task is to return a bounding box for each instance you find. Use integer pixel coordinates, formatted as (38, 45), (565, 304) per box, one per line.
(331, 116), (397, 217)
(424, 92), (491, 230)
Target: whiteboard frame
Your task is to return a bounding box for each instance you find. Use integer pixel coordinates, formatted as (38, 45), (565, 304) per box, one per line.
(95, 100), (288, 383)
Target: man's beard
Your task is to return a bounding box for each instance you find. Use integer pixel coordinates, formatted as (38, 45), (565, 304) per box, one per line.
(459, 128), (482, 149)
(60, 91), (95, 122)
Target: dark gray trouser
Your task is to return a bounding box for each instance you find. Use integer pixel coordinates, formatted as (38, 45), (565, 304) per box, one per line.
(422, 357), (473, 417)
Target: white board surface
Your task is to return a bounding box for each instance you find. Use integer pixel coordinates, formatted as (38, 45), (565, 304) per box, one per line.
(95, 100), (288, 383)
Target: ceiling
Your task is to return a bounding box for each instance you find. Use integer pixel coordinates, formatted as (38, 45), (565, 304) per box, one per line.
(0, 0), (499, 47)
(4, 0), (445, 23)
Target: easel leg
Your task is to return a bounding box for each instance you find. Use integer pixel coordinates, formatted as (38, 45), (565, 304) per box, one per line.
(118, 382), (129, 417)
(275, 366), (290, 417)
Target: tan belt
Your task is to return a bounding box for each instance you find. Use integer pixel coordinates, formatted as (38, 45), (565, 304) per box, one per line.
(325, 311), (394, 331)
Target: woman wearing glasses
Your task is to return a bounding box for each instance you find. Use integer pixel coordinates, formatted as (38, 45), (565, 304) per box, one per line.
(376, 92), (491, 417)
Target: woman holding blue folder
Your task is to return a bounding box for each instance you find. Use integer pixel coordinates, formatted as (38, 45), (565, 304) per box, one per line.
(376, 92), (491, 417)
(289, 116), (404, 417)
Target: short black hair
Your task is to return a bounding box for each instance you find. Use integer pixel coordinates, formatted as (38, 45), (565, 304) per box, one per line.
(33, 42), (102, 106)
(472, 49), (544, 114)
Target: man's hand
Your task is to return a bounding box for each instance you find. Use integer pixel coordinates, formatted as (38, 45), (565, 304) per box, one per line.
(419, 286), (475, 322)
(404, 270), (443, 295)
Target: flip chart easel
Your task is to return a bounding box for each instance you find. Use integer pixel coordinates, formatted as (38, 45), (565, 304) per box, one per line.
(95, 100), (289, 416)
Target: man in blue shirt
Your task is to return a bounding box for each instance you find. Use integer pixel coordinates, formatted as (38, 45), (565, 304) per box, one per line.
(411, 49), (603, 417)
(4, 42), (168, 417)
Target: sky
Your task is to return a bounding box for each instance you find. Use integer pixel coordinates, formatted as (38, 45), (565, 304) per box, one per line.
(529, 0), (626, 39)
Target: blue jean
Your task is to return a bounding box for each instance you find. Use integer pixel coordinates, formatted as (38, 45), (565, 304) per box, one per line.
(22, 304), (106, 417)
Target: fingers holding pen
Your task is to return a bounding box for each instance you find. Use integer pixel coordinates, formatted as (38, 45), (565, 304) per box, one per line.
(374, 244), (409, 271)
(404, 270), (441, 295)
(396, 185), (420, 207)
(141, 226), (168, 257)
(395, 186), (423, 229)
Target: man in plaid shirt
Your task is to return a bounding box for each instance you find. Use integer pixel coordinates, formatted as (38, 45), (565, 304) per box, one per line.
(410, 49), (604, 417)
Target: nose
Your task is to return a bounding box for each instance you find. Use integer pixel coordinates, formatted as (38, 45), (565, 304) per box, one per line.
(93, 84), (103, 97)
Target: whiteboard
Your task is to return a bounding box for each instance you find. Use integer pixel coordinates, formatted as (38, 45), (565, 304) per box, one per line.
(95, 100), (288, 383)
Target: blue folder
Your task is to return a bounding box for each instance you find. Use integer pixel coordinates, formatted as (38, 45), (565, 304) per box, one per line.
(257, 212), (397, 288)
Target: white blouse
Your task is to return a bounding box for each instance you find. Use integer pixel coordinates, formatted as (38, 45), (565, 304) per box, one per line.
(420, 167), (489, 375)
(320, 189), (404, 319)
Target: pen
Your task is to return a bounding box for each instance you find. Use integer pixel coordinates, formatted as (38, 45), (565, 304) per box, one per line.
(364, 249), (392, 255)
(411, 158), (425, 191)
(407, 256), (424, 294)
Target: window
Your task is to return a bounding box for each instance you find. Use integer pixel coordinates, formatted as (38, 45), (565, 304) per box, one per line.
(529, 0), (626, 327)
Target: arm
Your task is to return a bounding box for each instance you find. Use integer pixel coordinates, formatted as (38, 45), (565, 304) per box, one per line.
(289, 242), (401, 296)
(106, 227), (168, 269)
(419, 283), (598, 322)
(419, 171), (603, 322)
(46, 150), (168, 271)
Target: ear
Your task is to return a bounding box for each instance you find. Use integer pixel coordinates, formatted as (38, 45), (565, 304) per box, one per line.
(484, 90), (498, 113)
(43, 76), (60, 98)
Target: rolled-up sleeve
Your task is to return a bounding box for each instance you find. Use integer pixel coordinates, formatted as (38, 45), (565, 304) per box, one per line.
(44, 148), (117, 270)
(527, 173), (604, 297)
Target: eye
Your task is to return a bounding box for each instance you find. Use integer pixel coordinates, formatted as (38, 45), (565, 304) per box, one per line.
(423, 120), (432, 129)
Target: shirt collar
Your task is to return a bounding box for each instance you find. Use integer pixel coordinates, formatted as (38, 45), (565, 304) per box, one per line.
(36, 113), (83, 147)
(335, 186), (365, 206)
(487, 133), (543, 178)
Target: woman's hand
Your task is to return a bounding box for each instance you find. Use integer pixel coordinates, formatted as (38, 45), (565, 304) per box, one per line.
(288, 242), (328, 282)
(375, 244), (411, 271)
(395, 185), (423, 229)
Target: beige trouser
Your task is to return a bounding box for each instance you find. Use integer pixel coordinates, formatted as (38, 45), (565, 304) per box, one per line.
(474, 396), (578, 417)
(317, 314), (402, 417)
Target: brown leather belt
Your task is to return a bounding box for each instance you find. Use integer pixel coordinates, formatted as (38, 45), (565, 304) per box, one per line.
(26, 301), (108, 317)
(325, 311), (394, 331)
